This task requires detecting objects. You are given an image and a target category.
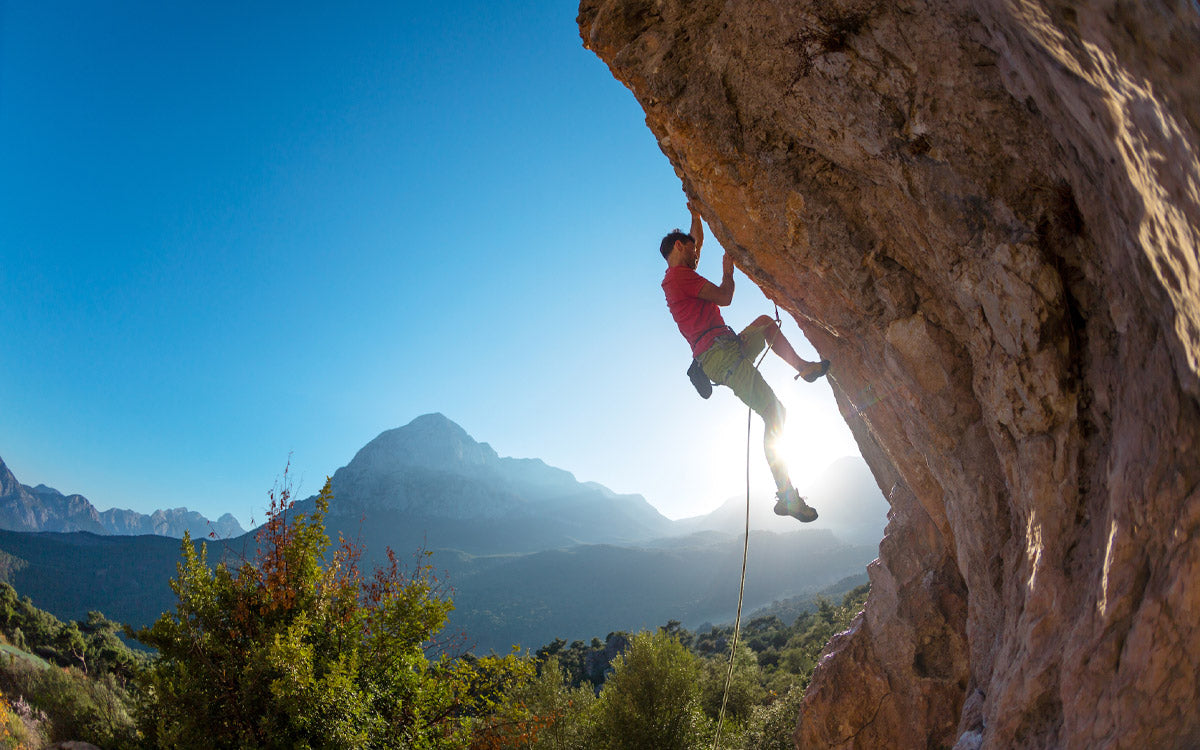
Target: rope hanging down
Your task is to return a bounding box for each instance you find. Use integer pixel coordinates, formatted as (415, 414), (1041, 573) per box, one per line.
(711, 305), (779, 750)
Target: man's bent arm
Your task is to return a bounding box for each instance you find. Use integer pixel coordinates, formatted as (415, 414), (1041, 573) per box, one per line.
(698, 253), (735, 306)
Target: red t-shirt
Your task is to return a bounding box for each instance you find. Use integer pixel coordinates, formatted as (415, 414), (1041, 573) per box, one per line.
(662, 266), (728, 356)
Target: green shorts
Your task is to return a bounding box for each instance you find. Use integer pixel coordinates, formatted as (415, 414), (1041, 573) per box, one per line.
(697, 321), (785, 429)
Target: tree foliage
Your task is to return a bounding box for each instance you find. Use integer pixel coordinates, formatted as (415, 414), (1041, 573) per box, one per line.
(0, 581), (144, 747)
(483, 584), (871, 750)
(0, 462), (870, 750)
(591, 630), (703, 750)
(699, 644), (765, 723)
(136, 474), (502, 749)
(469, 655), (595, 750)
(735, 683), (806, 750)
(0, 583), (144, 679)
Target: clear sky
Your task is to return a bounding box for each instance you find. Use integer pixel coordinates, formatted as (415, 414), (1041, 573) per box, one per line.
(0, 1), (860, 526)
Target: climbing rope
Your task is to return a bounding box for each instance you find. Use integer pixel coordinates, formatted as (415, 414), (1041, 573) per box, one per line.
(712, 307), (778, 750)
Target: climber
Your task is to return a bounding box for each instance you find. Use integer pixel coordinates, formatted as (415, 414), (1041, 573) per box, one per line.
(660, 201), (830, 522)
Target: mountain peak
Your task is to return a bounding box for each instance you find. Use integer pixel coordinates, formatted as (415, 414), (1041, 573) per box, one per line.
(0, 456), (22, 498)
(346, 414), (499, 474)
(408, 412), (455, 430)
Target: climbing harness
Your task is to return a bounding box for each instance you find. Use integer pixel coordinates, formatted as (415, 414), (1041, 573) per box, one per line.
(711, 307), (779, 750)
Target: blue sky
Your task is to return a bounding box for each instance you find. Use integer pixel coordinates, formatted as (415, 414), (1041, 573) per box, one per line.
(0, 1), (859, 525)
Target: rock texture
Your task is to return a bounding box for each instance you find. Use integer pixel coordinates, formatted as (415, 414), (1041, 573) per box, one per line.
(580, 1), (1199, 747)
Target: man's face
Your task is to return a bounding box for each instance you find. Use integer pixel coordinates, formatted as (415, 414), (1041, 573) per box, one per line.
(675, 238), (699, 269)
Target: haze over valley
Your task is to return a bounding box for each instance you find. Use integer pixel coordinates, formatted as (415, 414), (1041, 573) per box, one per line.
(0, 414), (885, 653)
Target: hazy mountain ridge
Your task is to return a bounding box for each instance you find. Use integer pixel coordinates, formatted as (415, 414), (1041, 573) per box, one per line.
(448, 528), (875, 652)
(304, 413), (676, 551)
(0, 456), (244, 539)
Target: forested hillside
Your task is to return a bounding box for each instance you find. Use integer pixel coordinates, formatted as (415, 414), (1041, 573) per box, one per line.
(0, 582), (146, 747)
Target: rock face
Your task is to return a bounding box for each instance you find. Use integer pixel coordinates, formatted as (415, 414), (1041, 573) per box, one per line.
(580, 1), (1199, 748)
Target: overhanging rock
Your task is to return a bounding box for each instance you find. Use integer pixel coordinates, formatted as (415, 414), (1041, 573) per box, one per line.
(580, 0), (1200, 747)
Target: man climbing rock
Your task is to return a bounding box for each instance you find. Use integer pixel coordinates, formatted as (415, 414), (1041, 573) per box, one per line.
(661, 202), (830, 522)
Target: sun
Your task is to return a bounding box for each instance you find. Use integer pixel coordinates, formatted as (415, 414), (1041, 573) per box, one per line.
(757, 360), (861, 493)
(701, 360), (861, 507)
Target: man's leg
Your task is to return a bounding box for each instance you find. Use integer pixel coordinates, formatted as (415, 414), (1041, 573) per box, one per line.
(699, 327), (820, 521)
(760, 397), (792, 494)
(722, 353), (818, 521)
(745, 315), (827, 381)
(721, 356), (793, 492)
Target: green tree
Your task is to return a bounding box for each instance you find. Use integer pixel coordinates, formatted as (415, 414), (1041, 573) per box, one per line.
(699, 644), (765, 723)
(136, 475), (481, 749)
(53, 624), (86, 670)
(736, 684), (806, 750)
(473, 655), (596, 750)
(0, 582), (145, 680)
(592, 630), (702, 750)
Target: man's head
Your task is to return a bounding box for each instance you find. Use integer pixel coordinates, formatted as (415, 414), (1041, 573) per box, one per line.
(660, 229), (698, 268)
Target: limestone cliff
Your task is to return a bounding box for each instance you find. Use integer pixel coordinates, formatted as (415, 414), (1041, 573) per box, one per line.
(580, 1), (1199, 747)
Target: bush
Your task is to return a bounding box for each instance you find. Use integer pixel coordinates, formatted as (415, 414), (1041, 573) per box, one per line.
(736, 683), (806, 750)
(592, 630), (702, 750)
(699, 644), (765, 723)
(135, 474), (488, 749)
(471, 655), (596, 750)
(0, 660), (137, 748)
(0, 687), (41, 749)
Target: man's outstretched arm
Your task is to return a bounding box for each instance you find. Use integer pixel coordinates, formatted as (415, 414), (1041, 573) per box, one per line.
(688, 201), (735, 305)
(688, 200), (704, 252)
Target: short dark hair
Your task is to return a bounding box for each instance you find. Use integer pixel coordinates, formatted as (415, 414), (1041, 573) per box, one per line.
(659, 230), (693, 260)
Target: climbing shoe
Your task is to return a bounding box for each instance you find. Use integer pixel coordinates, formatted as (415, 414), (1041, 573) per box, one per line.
(774, 487), (818, 522)
(797, 359), (831, 383)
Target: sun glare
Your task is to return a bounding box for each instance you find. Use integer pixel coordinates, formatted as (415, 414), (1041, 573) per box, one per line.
(708, 357), (861, 504)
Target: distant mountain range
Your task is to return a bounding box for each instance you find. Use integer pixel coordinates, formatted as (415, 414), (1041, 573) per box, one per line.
(289, 413), (676, 559)
(0, 457), (244, 539)
(0, 414), (887, 653)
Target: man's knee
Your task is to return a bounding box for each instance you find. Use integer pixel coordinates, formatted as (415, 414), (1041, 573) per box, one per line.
(763, 401), (786, 434)
(751, 315), (779, 341)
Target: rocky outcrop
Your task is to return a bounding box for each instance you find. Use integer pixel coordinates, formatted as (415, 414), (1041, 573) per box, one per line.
(0, 456), (244, 538)
(98, 506), (245, 539)
(580, 1), (1199, 748)
(0, 460), (105, 533)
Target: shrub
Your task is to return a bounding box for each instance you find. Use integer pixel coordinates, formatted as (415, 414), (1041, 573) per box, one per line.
(135, 474), (486, 749)
(592, 630), (702, 750)
(0, 661), (137, 748)
(699, 644), (765, 724)
(0, 687), (40, 749)
(471, 655), (596, 750)
(736, 683), (806, 750)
